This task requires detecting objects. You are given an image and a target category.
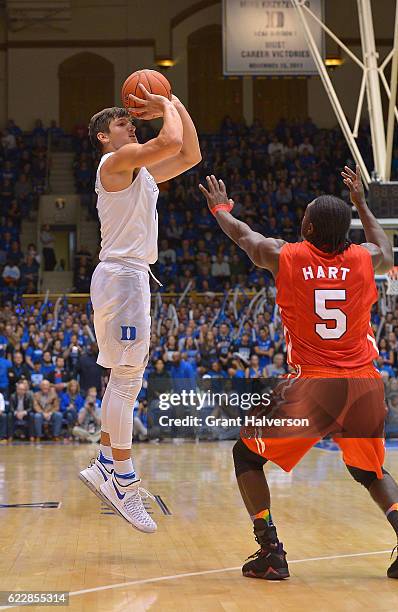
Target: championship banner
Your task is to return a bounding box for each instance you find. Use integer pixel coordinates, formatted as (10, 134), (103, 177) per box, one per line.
(223, 0), (324, 76)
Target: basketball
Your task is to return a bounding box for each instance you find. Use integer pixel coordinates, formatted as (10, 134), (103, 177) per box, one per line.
(121, 69), (172, 109)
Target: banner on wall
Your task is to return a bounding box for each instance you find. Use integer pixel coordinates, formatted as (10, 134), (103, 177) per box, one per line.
(223, 0), (324, 76)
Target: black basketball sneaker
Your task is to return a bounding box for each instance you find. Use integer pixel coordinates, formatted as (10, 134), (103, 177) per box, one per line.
(387, 544), (398, 579)
(242, 520), (289, 580)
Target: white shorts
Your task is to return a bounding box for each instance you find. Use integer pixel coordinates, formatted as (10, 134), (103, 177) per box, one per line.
(90, 260), (151, 369)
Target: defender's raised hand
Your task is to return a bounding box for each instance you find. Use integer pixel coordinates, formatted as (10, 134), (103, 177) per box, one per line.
(341, 164), (366, 209)
(199, 175), (234, 216)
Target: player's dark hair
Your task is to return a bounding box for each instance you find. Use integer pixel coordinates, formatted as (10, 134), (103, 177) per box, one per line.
(307, 195), (352, 254)
(88, 107), (130, 151)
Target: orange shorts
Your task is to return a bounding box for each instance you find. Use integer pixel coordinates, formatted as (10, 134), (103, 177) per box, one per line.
(241, 363), (386, 479)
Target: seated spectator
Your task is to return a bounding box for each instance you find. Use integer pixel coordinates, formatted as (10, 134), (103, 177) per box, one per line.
(204, 359), (227, 379)
(74, 343), (103, 396)
(253, 327), (274, 368)
(386, 393), (398, 438)
(1, 128), (17, 152)
(2, 258), (20, 289)
(133, 400), (148, 441)
(72, 389), (101, 443)
(232, 333), (253, 365)
(63, 334), (83, 371)
(147, 358), (173, 403)
(32, 119), (47, 140)
(8, 241), (23, 266)
(211, 253), (230, 278)
(268, 134), (284, 160)
(60, 379), (84, 434)
(158, 239), (176, 265)
(32, 379), (62, 441)
(376, 355), (395, 380)
(0, 389), (7, 442)
(265, 353), (287, 377)
(245, 354), (264, 378)
(31, 361), (45, 392)
(19, 254), (39, 291)
(0, 349), (12, 398)
(74, 266), (91, 292)
(75, 161), (92, 193)
(14, 173), (32, 202)
(25, 335), (45, 369)
(8, 351), (31, 393)
(48, 120), (64, 145)
(48, 356), (71, 394)
(168, 351), (196, 393)
(26, 243), (41, 266)
(8, 380), (34, 441)
(41, 350), (55, 377)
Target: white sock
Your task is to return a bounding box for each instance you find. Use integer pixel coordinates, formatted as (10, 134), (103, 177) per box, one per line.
(99, 443), (113, 461)
(97, 444), (113, 473)
(113, 458), (137, 486)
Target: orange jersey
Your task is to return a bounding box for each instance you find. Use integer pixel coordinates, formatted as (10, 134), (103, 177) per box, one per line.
(275, 241), (379, 368)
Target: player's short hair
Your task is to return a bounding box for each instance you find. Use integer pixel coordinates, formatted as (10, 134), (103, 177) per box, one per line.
(88, 107), (130, 151)
(307, 195), (352, 254)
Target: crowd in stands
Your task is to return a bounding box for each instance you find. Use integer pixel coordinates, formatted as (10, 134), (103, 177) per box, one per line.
(0, 118), (51, 298)
(0, 116), (398, 443)
(0, 286), (397, 443)
(71, 114), (398, 293)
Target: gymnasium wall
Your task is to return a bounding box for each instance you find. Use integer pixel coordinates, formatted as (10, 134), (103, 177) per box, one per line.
(0, 0), (396, 131)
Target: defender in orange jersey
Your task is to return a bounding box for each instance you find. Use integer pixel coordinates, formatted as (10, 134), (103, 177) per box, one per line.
(199, 165), (398, 581)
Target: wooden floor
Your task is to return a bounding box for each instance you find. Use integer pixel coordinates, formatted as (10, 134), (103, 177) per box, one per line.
(1, 441), (398, 611)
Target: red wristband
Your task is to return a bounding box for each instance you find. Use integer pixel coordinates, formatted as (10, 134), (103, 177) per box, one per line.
(211, 202), (233, 216)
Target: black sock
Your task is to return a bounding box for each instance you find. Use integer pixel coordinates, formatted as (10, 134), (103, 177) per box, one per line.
(253, 520), (278, 547)
(386, 504), (398, 537)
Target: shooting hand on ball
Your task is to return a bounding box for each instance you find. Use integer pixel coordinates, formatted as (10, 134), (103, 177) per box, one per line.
(128, 83), (169, 120)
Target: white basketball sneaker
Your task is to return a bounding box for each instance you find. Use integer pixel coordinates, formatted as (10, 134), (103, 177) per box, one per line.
(100, 475), (157, 533)
(79, 457), (113, 502)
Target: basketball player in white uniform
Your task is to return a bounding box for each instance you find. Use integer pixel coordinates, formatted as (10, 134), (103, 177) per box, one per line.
(79, 84), (201, 532)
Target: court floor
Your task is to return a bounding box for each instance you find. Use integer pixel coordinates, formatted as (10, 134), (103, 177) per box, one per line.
(1, 441), (398, 611)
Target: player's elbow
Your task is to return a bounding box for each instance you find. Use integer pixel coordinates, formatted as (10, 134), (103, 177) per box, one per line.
(181, 151), (202, 169)
(377, 251), (394, 274)
(239, 237), (261, 267)
(159, 135), (183, 156)
(185, 151), (202, 165)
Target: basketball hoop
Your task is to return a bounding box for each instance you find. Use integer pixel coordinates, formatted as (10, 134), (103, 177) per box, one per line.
(386, 267), (398, 295)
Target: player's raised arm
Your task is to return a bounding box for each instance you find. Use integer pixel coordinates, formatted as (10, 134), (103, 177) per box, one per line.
(341, 165), (393, 274)
(199, 175), (284, 276)
(104, 85), (183, 173)
(134, 95), (202, 183)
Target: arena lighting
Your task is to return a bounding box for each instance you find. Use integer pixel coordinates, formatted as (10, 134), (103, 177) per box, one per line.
(155, 57), (175, 67)
(324, 57), (345, 67)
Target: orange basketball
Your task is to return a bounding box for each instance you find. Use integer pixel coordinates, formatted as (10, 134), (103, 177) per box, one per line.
(121, 69), (172, 109)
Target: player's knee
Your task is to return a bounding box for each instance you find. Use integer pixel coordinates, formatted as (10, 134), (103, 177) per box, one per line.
(109, 365), (145, 401)
(233, 438), (267, 478)
(346, 464), (379, 489)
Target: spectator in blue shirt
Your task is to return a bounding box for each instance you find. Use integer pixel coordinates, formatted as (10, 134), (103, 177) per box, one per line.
(168, 352), (196, 393)
(253, 327), (275, 368)
(41, 351), (55, 376)
(25, 336), (44, 369)
(30, 362), (45, 392)
(0, 351), (12, 398)
(60, 379), (84, 434)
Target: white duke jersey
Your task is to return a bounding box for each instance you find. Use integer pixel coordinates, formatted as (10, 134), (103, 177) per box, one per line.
(95, 152), (159, 264)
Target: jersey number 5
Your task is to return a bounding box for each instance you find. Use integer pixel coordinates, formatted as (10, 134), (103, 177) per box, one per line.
(314, 289), (347, 340)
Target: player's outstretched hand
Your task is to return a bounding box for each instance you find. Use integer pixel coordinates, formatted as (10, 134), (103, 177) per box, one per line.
(341, 164), (366, 209)
(199, 175), (234, 215)
(128, 83), (169, 120)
